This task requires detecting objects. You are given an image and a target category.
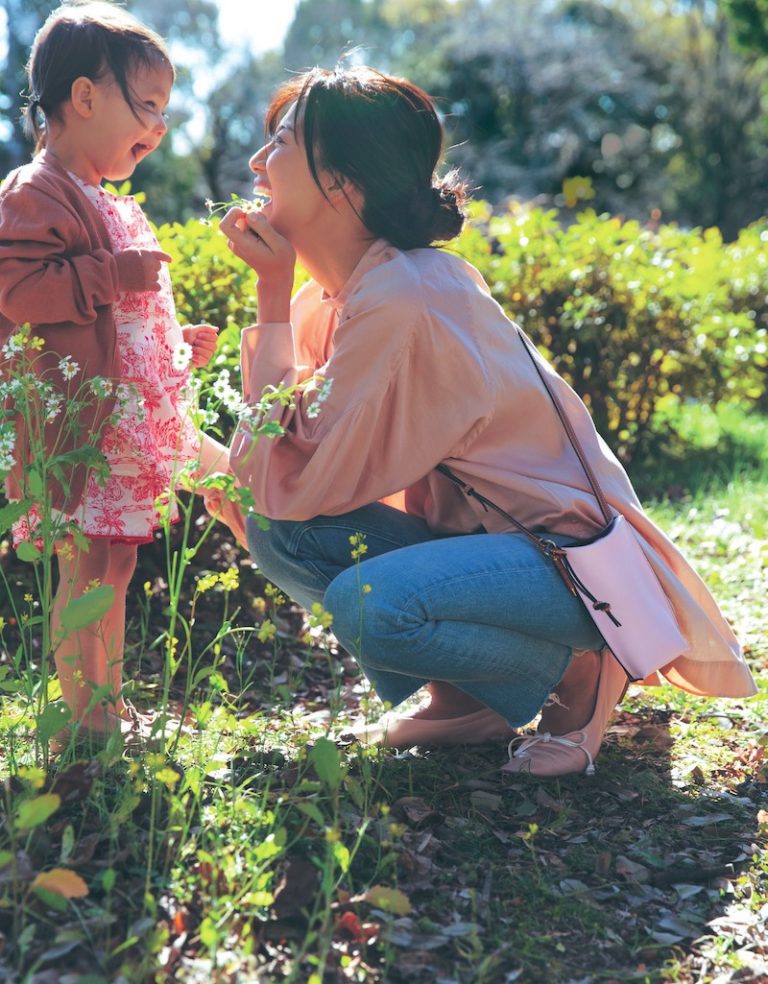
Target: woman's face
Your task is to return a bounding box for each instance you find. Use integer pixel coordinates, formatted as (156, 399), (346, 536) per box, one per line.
(249, 102), (328, 239)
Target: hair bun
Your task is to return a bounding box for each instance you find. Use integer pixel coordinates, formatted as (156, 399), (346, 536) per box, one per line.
(420, 176), (466, 245)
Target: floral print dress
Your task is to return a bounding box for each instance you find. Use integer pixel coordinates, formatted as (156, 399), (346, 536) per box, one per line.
(14, 178), (199, 545)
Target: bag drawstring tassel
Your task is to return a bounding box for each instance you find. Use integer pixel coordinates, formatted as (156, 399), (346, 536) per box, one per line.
(559, 553), (622, 628)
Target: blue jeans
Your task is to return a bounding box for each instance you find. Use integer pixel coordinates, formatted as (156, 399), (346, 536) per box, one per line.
(247, 503), (604, 727)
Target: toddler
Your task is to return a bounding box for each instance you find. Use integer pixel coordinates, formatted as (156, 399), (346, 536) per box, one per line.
(0, 1), (227, 738)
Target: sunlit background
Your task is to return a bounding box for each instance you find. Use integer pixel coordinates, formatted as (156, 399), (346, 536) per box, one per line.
(1, 0), (767, 237)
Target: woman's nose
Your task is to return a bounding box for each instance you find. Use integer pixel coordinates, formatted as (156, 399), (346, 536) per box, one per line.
(249, 145), (268, 173)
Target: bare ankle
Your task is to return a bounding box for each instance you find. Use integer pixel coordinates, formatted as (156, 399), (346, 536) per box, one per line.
(538, 648), (601, 735)
(413, 682), (486, 721)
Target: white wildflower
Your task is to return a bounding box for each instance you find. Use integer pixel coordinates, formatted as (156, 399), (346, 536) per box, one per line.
(316, 376), (333, 403)
(58, 356), (79, 380)
(2, 335), (23, 357)
(306, 376), (333, 419)
(186, 376), (203, 398)
(0, 424), (15, 452)
(212, 370), (231, 400)
(221, 384), (245, 415)
(172, 341), (193, 371)
(45, 396), (63, 421)
(90, 377), (113, 398)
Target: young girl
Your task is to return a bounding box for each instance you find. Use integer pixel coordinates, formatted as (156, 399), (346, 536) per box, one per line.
(0, 1), (227, 738)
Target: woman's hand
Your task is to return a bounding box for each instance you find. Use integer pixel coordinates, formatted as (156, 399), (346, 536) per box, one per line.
(219, 207), (295, 322)
(203, 486), (249, 549)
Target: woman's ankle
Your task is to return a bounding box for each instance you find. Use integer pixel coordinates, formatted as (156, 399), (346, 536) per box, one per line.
(538, 648), (601, 735)
(412, 681), (487, 720)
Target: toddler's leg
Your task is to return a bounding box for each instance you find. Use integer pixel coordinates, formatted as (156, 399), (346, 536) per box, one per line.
(100, 541), (139, 718)
(52, 538), (137, 729)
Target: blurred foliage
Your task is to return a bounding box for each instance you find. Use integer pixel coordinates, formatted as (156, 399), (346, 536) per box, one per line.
(723, 0), (768, 53)
(461, 200), (768, 462)
(155, 201), (768, 465)
(2, 0), (768, 235)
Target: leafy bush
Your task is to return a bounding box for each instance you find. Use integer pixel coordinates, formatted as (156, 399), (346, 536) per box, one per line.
(155, 206), (768, 462)
(456, 202), (768, 462)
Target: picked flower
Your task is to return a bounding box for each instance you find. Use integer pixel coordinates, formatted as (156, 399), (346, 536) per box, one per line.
(172, 341), (193, 371)
(205, 192), (270, 218)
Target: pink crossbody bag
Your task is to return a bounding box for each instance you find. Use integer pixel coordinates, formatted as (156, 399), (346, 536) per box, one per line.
(437, 328), (688, 682)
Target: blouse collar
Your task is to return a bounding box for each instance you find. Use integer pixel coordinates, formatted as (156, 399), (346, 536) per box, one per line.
(319, 238), (392, 314)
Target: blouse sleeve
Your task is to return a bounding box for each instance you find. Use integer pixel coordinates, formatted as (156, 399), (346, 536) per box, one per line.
(231, 261), (492, 520)
(0, 183), (124, 326)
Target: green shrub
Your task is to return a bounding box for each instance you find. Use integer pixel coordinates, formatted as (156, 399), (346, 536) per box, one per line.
(155, 206), (768, 463)
(456, 202), (768, 462)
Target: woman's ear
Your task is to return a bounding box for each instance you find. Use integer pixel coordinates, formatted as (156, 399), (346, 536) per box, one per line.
(70, 77), (96, 119)
(325, 174), (363, 211)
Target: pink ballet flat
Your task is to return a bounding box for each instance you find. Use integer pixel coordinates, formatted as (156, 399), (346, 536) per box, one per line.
(502, 649), (629, 777)
(349, 705), (517, 748)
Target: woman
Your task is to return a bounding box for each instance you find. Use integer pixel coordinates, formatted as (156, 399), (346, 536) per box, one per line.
(214, 66), (756, 776)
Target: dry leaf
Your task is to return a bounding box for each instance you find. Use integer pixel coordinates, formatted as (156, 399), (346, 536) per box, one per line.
(361, 884), (412, 915)
(615, 854), (649, 882)
(391, 796), (442, 827)
(32, 868), (89, 898)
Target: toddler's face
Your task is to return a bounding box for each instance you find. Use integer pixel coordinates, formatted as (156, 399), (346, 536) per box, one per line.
(90, 63), (173, 183)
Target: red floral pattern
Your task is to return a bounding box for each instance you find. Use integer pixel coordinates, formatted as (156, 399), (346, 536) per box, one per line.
(13, 180), (199, 545)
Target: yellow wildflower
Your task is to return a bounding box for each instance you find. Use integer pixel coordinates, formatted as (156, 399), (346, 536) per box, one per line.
(562, 175), (595, 209)
(257, 619), (277, 643)
(219, 568), (240, 592)
(196, 572), (219, 593)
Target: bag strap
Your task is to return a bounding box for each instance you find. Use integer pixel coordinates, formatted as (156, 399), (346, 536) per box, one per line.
(434, 461), (578, 590)
(514, 327), (613, 525)
(436, 327), (613, 532)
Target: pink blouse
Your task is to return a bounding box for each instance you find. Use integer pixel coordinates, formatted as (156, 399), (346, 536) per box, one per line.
(231, 238), (757, 700)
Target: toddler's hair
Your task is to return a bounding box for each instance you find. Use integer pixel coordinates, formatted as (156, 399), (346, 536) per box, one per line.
(24, 0), (173, 151)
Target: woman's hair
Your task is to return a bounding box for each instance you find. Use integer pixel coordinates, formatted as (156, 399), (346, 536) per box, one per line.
(265, 66), (468, 250)
(24, 0), (173, 151)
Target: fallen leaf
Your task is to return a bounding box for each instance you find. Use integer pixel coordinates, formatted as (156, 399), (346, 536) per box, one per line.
(391, 796), (442, 827)
(32, 868), (89, 899)
(470, 790), (503, 812)
(656, 912), (701, 938)
(615, 855), (649, 882)
(595, 850), (613, 876)
(680, 813), (734, 827)
(535, 788), (563, 811)
(559, 878), (590, 895)
(442, 921), (481, 937)
(633, 724), (674, 747)
(272, 857), (320, 919)
(15, 794), (61, 830)
(361, 885), (411, 915)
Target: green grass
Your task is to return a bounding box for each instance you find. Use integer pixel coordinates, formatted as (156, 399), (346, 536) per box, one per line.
(0, 409), (766, 982)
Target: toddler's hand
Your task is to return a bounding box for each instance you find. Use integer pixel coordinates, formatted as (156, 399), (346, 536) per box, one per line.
(182, 324), (219, 367)
(114, 248), (172, 292)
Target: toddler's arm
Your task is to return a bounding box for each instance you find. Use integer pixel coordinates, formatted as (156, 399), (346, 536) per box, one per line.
(196, 432), (230, 478)
(0, 184), (169, 326)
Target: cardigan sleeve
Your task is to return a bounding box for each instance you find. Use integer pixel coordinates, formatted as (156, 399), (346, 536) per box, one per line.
(231, 262), (492, 520)
(0, 182), (127, 326)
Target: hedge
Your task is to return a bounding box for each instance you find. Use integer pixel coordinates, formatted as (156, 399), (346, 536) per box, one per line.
(156, 203), (768, 463)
